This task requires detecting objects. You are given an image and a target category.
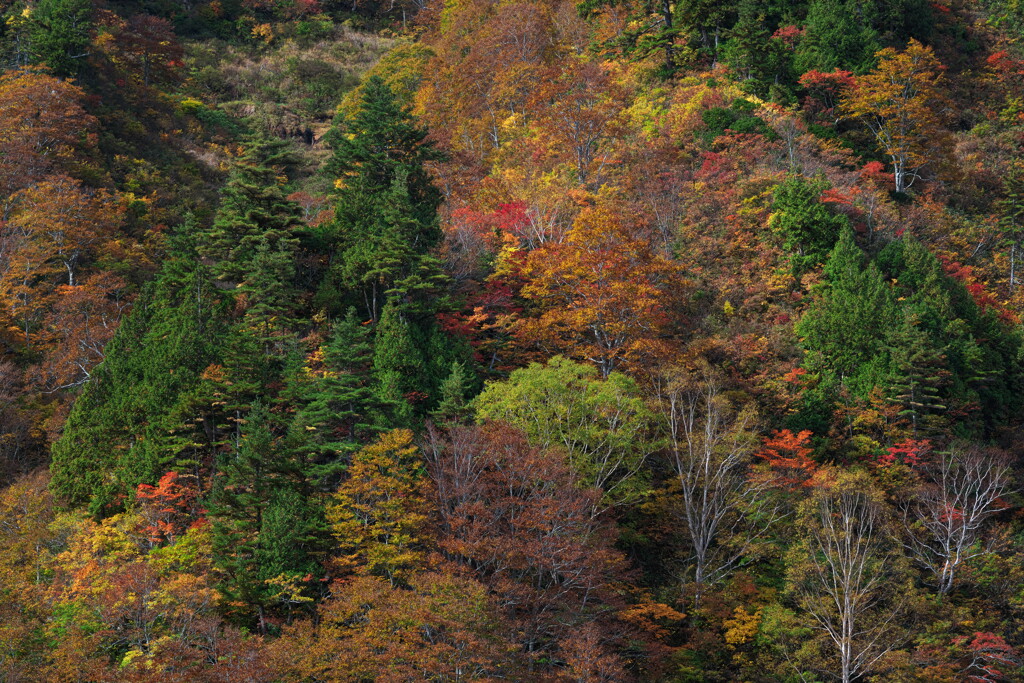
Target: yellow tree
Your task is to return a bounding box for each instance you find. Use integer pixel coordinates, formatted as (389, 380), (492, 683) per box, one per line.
(327, 429), (429, 587)
(516, 195), (685, 377)
(841, 39), (950, 193)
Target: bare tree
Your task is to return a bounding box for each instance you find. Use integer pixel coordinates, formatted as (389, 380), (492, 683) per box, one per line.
(790, 473), (907, 683)
(657, 367), (781, 605)
(902, 445), (1012, 595)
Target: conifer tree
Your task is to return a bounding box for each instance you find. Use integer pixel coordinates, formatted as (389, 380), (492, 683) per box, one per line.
(50, 222), (227, 511)
(290, 308), (382, 467)
(998, 163), (1024, 292)
(796, 0), (880, 74)
(372, 298), (423, 427)
(885, 310), (948, 435)
(798, 228), (895, 397)
(198, 135), (302, 289)
(320, 76), (444, 321)
(208, 400), (327, 629)
(30, 0), (92, 77)
(770, 174), (851, 275)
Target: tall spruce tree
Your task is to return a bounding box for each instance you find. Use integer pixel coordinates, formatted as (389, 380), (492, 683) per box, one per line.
(50, 222), (228, 512)
(319, 76), (444, 321)
(797, 228), (896, 397)
(208, 400), (327, 629)
(198, 135), (303, 290)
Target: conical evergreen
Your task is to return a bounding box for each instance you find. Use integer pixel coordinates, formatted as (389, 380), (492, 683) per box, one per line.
(797, 228), (896, 397)
(198, 135), (303, 287)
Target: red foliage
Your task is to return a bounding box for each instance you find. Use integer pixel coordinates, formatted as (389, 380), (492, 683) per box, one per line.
(876, 438), (930, 469)
(952, 631), (1020, 682)
(135, 471), (201, 545)
(756, 429), (817, 489)
(798, 69), (855, 125)
(939, 256), (1020, 324)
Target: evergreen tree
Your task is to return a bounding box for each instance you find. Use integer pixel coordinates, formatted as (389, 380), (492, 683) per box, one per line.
(371, 298), (423, 427)
(30, 0), (92, 77)
(770, 174), (850, 275)
(209, 400), (327, 629)
(198, 135), (303, 289)
(797, 228), (896, 397)
(431, 361), (474, 425)
(796, 0), (880, 74)
(885, 310), (949, 436)
(998, 163), (1024, 292)
(50, 223), (228, 512)
(289, 308), (383, 469)
(319, 76), (444, 321)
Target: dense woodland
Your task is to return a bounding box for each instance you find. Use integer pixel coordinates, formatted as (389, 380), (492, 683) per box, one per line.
(2, 0), (1024, 680)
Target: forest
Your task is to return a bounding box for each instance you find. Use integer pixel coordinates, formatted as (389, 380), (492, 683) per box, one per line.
(1, 0), (1024, 680)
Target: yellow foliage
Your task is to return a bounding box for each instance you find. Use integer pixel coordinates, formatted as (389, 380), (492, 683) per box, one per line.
(723, 606), (762, 649)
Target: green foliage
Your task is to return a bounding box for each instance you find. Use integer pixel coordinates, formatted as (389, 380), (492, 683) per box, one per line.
(795, 0), (880, 74)
(798, 228), (896, 398)
(317, 75), (445, 320)
(50, 230), (228, 512)
(770, 174), (850, 275)
(29, 0), (92, 77)
(701, 98), (778, 143)
(475, 356), (657, 508)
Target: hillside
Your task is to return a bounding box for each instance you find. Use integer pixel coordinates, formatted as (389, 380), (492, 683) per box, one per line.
(2, 0), (1024, 680)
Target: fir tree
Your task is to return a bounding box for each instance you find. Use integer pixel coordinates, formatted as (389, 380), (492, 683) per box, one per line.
(796, 0), (880, 74)
(209, 400), (327, 629)
(372, 298), (423, 427)
(198, 135), (303, 289)
(320, 77), (444, 321)
(289, 308), (383, 471)
(798, 228), (896, 397)
(50, 222), (227, 512)
(885, 310), (949, 436)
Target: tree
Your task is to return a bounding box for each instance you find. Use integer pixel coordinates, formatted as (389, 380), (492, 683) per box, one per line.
(798, 228), (896, 398)
(29, 0), (93, 77)
(198, 136), (302, 290)
(475, 355), (657, 511)
(756, 428), (818, 490)
(327, 429), (428, 585)
(321, 75), (444, 321)
(902, 445), (1011, 595)
(289, 307), (381, 463)
(516, 197), (683, 377)
(208, 400), (326, 630)
(656, 367), (779, 604)
(788, 470), (909, 683)
(425, 423), (627, 661)
(997, 163), (1024, 292)
(795, 0), (880, 75)
(884, 309), (948, 436)
(841, 39), (950, 193)
(0, 67), (95, 215)
(770, 174), (850, 275)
